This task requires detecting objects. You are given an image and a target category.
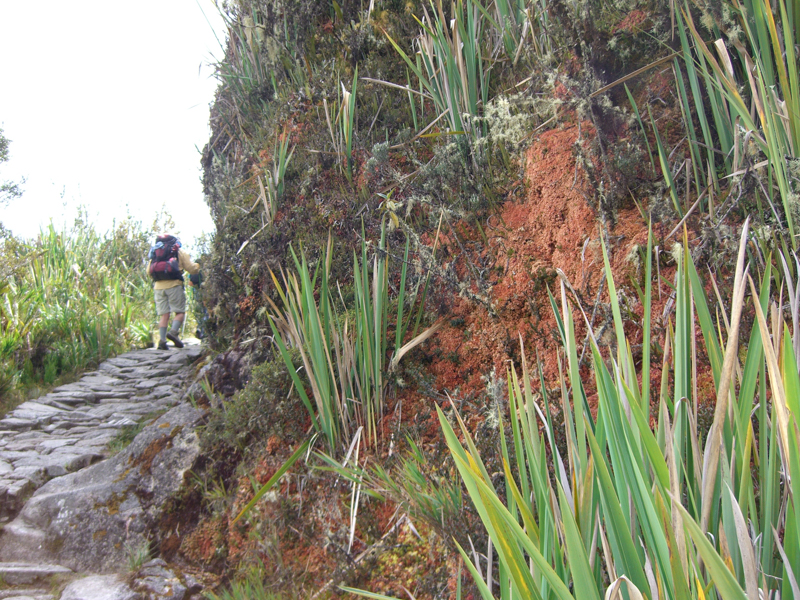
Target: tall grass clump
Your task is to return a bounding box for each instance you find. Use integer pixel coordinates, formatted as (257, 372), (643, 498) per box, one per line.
(0, 219), (154, 408)
(267, 224), (440, 454)
(631, 0), (799, 241)
(350, 220), (800, 599)
(424, 221), (800, 599)
(385, 0), (490, 141)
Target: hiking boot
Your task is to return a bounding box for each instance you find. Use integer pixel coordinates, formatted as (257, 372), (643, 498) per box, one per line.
(166, 331), (184, 348)
(157, 340), (169, 350)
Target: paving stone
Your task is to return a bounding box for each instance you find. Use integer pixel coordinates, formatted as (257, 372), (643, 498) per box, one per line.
(85, 405), (125, 419)
(10, 432), (50, 441)
(134, 379), (163, 392)
(0, 589), (53, 599)
(50, 411), (98, 422)
(110, 418), (140, 429)
(60, 575), (141, 600)
(0, 343), (201, 547)
(47, 390), (97, 403)
(0, 419), (36, 432)
(0, 562), (72, 585)
(145, 385), (176, 399)
(0, 452), (40, 462)
(79, 373), (119, 384)
(4, 479), (35, 504)
(35, 438), (75, 452)
(12, 402), (67, 418)
(8, 467), (47, 487)
(38, 399), (81, 411)
(4, 441), (40, 453)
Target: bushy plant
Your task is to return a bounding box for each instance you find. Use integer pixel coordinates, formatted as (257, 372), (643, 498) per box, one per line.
(201, 350), (305, 457)
(0, 126), (24, 204)
(0, 217), (155, 408)
(267, 224), (440, 454)
(434, 223), (800, 599)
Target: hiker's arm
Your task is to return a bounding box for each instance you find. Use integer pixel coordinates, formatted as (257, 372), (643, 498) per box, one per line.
(178, 250), (200, 276)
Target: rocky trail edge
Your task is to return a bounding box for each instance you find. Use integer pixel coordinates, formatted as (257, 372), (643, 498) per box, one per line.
(0, 343), (207, 600)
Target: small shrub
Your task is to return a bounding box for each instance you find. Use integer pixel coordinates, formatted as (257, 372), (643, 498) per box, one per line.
(125, 539), (152, 572)
(201, 350), (305, 457)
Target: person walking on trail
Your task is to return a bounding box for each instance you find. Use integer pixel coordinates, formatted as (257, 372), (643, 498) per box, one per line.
(148, 234), (200, 350)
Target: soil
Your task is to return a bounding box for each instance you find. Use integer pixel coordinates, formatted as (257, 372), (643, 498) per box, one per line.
(425, 122), (656, 401)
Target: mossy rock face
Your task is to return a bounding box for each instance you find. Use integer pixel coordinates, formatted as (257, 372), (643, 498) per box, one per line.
(201, 349), (307, 457)
(0, 404), (204, 572)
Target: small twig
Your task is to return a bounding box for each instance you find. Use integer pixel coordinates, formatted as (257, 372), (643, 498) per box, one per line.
(590, 51), (680, 98)
(366, 95), (386, 140)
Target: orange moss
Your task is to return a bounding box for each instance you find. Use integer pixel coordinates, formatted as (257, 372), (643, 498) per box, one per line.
(180, 516), (228, 565)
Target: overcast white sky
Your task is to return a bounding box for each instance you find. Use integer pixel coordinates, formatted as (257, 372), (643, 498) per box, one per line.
(0, 1), (227, 250)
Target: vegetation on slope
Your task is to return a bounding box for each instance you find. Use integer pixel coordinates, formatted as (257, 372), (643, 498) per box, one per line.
(183, 0), (800, 597)
(0, 216), (165, 411)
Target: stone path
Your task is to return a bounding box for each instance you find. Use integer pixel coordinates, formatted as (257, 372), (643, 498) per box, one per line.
(0, 343), (204, 599)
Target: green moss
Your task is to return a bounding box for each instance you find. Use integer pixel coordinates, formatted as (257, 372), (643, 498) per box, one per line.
(201, 350), (306, 456)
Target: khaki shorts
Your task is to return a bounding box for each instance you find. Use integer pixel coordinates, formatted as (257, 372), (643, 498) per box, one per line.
(154, 286), (186, 315)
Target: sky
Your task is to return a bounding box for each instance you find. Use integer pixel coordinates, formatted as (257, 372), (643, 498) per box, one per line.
(0, 1), (227, 250)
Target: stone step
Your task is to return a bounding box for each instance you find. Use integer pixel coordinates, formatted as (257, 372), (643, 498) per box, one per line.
(0, 343), (203, 568)
(59, 574), (139, 600)
(0, 522), (47, 564)
(0, 562), (71, 585)
(0, 589), (54, 600)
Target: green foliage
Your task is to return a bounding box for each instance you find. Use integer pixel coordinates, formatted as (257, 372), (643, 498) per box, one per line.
(385, 0), (489, 141)
(426, 223), (800, 599)
(323, 67), (358, 180)
(325, 436), (466, 539)
(267, 224), (437, 453)
(0, 218), (154, 408)
(125, 540), (153, 572)
(0, 126), (24, 205)
(201, 351), (305, 456)
(205, 566), (286, 600)
(635, 0), (800, 243)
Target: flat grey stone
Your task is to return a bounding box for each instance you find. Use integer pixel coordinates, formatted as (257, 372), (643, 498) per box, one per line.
(78, 374), (119, 385)
(0, 404), (204, 572)
(36, 438), (75, 451)
(85, 405), (126, 419)
(0, 589), (53, 599)
(47, 390), (97, 403)
(60, 575), (141, 600)
(11, 403), (66, 418)
(104, 417), (138, 428)
(11, 432), (48, 441)
(39, 399), (80, 411)
(134, 380), (161, 391)
(151, 384), (177, 396)
(0, 461), (11, 474)
(94, 392), (135, 401)
(9, 465), (47, 481)
(4, 440), (39, 452)
(0, 562), (72, 585)
(0, 419), (36, 432)
(74, 436), (116, 449)
(0, 451), (40, 462)
(51, 409), (96, 419)
(14, 456), (76, 478)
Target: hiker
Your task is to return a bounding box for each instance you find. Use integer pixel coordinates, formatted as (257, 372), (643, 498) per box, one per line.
(148, 234), (200, 350)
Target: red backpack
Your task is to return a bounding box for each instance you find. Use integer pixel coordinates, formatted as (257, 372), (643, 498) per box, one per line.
(148, 234), (183, 281)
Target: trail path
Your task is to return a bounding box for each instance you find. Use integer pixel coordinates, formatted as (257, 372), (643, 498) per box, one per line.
(0, 343), (203, 599)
